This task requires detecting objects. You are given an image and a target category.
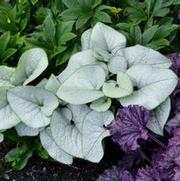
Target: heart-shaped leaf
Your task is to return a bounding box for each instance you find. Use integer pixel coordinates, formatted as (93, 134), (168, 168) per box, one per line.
(147, 98), (170, 136)
(90, 22), (126, 61)
(7, 86), (59, 128)
(58, 50), (108, 84)
(40, 127), (73, 164)
(15, 123), (39, 137)
(119, 45), (172, 68)
(11, 48), (48, 85)
(119, 65), (178, 110)
(51, 105), (114, 162)
(0, 87), (20, 130)
(103, 72), (133, 98)
(0, 66), (15, 87)
(58, 50), (97, 83)
(57, 64), (106, 104)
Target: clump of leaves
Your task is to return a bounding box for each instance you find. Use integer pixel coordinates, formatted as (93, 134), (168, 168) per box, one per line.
(27, 15), (79, 66)
(0, 0), (31, 34)
(116, 0), (180, 50)
(61, 0), (112, 29)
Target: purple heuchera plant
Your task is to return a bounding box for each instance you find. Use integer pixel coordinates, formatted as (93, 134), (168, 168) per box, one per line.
(167, 53), (180, 116)
(154, 128), (180, 181)
(97, 166), (134, 181)
(110, 105), (151, 151)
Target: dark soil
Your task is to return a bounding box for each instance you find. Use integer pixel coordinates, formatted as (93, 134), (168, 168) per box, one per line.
(0, 139), (123, 181)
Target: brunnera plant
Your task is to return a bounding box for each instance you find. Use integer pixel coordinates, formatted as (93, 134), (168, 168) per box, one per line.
(0, 22), (178, 166)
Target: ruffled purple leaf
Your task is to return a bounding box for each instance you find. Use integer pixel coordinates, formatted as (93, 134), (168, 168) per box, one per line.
(136, 166), (161, 181)
(109, 105), (151, 151)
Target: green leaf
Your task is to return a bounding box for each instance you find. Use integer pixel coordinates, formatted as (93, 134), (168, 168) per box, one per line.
(94, 11), (111, 23)
(147, 38), (169, 50)
(7, 86), (59, 128)
(57, 64), (106, 104)
(147, 98), (170, 135)
(40, 127), (73, 164)
(151, 0), (170, 17)
(119, 65), (177, 110)
(43, 15), (55, 45)
(62, 0), (79, 8)
(102, 72), (133, 98)
(61, 8), (80, 20)
(153, 24), (179, 40)
(75, 15), (90, 29)
(126, 0), (147, 23)
(11, 48), (48, 85)
(0, 31), (10, 55)
(142, 25), (159, 44)
(1, 48), (17, 62)
(59, 32), (76, 45)
(51, 105), (114, 162)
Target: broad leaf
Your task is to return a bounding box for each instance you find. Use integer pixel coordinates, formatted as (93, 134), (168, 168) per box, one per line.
(119, 65), (178, 110)
(90, 97), (111, 112)
(40, 127), (73, 164)
(11, 48), (48, 85)
(0, 66), (15, 87)
(119, 45), (171, 68)
(57, 64), (106, 104)
(147, 98), (170, 135)
(103, 72), (133, 98)
(7, 86), (59, 128)
(0, 87), (20, 130)
(58, 50), (97, 83)
(90, 22), (126, 61)
(51, 105), (114, 162)
(15, 123), (39, 137)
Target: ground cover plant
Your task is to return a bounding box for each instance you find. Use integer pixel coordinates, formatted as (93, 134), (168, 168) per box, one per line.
(0, 0), (180, 180)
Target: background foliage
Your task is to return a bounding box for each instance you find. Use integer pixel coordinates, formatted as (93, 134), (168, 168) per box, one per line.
(0, 0), (180, 174)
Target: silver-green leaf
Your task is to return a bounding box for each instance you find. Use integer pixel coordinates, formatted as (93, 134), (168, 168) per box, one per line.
(7, 86), (59, 128)
(147, 98), (171, 136)
(11, 48), (48, 85)
(0, 87), (20, 130)
(57, 65), (106, 104)
(51, 105), (114, 162)
(40, 127), (73, 164)
(119, 65), (178, 110)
